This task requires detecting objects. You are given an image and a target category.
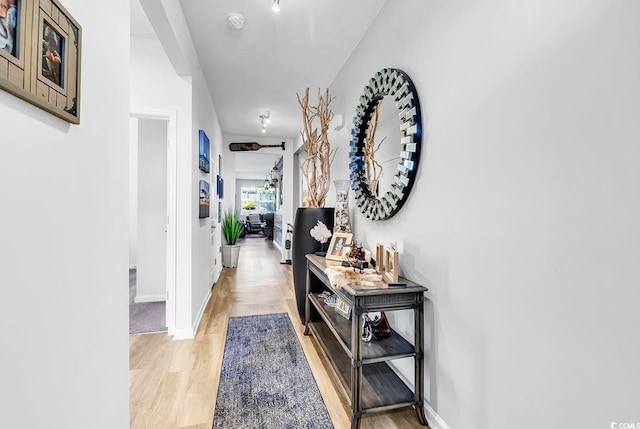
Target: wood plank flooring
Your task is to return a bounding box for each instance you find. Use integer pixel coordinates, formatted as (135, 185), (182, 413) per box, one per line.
(130, 237), (428, 429)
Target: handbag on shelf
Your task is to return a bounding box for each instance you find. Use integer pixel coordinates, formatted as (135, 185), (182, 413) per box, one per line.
(362, 311), (392, 342)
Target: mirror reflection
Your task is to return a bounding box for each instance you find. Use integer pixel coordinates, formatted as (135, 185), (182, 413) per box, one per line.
(349, 68), (422, 220)
(364, 96), (403, 198)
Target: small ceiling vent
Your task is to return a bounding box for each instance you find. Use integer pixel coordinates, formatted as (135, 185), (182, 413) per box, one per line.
(227, 13), (245, 30)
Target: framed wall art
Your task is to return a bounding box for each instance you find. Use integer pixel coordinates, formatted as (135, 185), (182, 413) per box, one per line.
(199, 130), (210, 173)
(199, 180), (210, 219)
(0, 0), (81, 124)
(216, 175), (224, 199)
(325, 232), (353, 261)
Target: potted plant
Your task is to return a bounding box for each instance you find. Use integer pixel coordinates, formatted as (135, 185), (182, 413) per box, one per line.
(221, 209), (243, 268)
(290, 88), (337, 322)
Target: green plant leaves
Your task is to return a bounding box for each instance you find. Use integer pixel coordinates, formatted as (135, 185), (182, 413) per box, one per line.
(222, 210), (242, 245)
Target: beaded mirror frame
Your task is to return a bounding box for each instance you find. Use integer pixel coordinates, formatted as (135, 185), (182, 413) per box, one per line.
(349, 68), (422, 220)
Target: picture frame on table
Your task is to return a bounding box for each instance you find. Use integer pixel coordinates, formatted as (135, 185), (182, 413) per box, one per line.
(383, 247), (399, 283)
(334, 296), (352, 320)
(325, 232), (353, 261)
(0, 0), (81, 124)
(375, 243), (384, 273)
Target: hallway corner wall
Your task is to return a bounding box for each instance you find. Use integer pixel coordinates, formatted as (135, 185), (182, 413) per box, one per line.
(0, 1), (130, 427)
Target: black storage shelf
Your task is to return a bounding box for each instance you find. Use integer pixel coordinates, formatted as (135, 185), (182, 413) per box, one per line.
(304, 254), (429, 429)
(307, 319), (415, 412)
(308, 293), (417, 363)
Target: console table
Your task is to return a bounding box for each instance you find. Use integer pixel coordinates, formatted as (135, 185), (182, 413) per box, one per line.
(304, 254), (428, 429)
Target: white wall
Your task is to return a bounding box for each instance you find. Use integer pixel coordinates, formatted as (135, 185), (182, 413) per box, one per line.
(330, 1), (640, 428)
(191, 68), (223, 325)
(135, 118), (168, 302)
(129, 118), (139, 268)
(131, 3), (224, 336)
(131, 35), (194, 336)
(0, 0), (130, 427)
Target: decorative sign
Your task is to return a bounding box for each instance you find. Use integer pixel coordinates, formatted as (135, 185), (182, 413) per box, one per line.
(0, 0), (81, 124)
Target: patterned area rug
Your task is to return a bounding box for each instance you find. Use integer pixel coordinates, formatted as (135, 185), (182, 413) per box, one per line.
(213, 313), (334, 429)
(243, 233), (267, 238)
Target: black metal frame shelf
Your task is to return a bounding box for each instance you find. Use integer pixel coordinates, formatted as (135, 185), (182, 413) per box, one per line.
(303, 254), (429, 429)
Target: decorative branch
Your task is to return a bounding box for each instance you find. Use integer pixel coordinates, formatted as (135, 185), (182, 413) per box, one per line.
(297, 88), (337, 208)
(363, 103), (384, 197)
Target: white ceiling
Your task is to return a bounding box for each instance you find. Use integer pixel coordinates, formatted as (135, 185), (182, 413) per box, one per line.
(130, 0), (386, 179)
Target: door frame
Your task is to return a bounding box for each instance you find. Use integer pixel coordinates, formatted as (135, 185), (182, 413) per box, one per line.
(130, 109), (177, 335)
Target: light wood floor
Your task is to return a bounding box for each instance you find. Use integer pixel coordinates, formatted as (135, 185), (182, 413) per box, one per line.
(130, 237), (429, 429)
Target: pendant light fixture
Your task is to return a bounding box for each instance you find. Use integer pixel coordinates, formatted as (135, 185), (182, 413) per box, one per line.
(260, 111), (271, 133)
(272, 0), (280, 12)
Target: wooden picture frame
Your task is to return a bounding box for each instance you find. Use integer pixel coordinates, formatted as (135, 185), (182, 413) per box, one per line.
(383, 247), (399, 283)
(375, 243), (384, 273)
(325, 232), (352, 261)
(0, 0), (81, 124)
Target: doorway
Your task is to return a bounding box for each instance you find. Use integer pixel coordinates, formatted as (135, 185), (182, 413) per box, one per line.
(129, 112), (177, 334)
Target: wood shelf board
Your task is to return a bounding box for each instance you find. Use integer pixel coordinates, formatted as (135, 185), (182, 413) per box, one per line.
(308, 320), (416, 411)
(309, 294), (416, 362)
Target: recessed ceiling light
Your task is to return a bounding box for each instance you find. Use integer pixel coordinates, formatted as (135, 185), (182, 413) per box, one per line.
(227, 13), (245, 29)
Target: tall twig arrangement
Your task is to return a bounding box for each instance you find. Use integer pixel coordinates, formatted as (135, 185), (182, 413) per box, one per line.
(364, 103), (384, 197)
(297, 88), (336, 208)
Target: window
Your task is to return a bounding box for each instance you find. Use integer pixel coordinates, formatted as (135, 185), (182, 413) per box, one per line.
(240, 186), (275, 216)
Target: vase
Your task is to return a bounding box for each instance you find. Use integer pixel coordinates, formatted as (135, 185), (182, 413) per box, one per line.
(291, 207), (334, 323)
(333, 180), (352, 233)
(221, 244), (241, 268)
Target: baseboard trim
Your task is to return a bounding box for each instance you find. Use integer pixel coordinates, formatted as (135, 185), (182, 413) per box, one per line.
(172, 289), (212, 340)
(134, 294), (165, 303)
(424, 403), (451, 429)
(386, 361), (450, 429)
(192, 289), (211, 333)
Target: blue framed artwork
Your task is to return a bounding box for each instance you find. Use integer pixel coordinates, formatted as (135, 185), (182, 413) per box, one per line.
(199, 130), (210, 173)
(216, 175), (224, 198)
(199, 180), (210, 219)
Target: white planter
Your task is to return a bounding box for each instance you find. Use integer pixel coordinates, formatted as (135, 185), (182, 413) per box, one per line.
(222, 244), (241, 268)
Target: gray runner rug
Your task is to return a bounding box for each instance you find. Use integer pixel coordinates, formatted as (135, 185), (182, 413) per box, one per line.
(212, 313), (333, 429)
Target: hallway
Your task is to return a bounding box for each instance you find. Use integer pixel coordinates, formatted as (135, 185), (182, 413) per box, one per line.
(129, 237), (427, 429)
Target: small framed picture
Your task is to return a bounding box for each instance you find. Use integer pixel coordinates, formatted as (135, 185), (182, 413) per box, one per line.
(198, 130), (210, 173)
(199, 180), (210, 219)
(375, 243), (384, 273)
(334, 296), (352, 320)
(383, 247), (399, 283)
(325, 232), (353, 261)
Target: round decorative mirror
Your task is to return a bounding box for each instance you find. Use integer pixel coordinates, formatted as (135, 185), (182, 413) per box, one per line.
(349, 68), (422, 220)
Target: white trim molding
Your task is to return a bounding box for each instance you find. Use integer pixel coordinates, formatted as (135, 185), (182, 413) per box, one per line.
(424, 403), (451, 429)
(172, 289), (211, 340)
(134, 294), (166, 303)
